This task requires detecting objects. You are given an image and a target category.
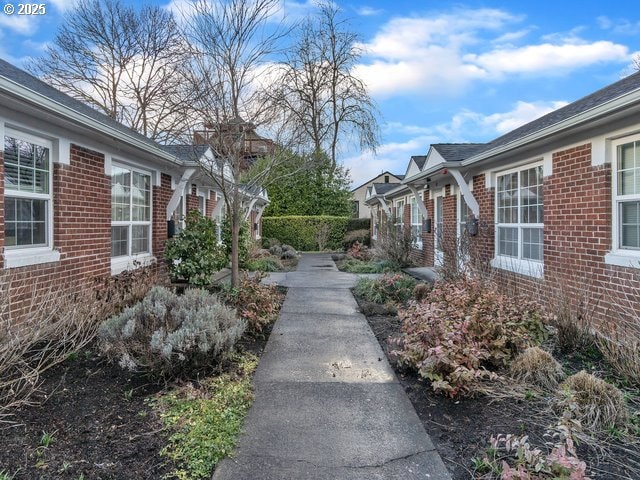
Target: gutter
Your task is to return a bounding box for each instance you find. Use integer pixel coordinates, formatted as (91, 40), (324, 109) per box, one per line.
(0, 76), (183, 166)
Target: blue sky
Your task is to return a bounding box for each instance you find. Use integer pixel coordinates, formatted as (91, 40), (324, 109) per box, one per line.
(1, 1), (639, 186)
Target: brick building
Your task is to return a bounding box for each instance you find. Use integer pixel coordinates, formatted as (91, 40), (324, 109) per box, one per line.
(366, 71), (640, 324)
(0, 59), (268, 321)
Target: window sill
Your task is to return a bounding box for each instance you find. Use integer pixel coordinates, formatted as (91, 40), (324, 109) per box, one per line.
(604, 251), (640, 269)
(491, 256), (544, 279)
(4, 248), (61, 268)
(111, 254), (156, 276)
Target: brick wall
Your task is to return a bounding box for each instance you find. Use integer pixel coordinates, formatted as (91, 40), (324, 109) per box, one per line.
(2, 144), (111, 321)
(153, 173), (173, 256)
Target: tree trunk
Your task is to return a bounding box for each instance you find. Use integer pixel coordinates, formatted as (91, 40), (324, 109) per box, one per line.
(230, 191), (241, 287)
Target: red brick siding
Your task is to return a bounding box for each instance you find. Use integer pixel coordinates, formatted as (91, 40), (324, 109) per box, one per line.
(153, 173), (173, 256)
(2, 144), (111, 321)
(186, 184), (199, 214)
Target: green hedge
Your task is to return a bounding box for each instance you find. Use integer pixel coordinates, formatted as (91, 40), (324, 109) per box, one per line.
(346, 218), (371, 232)
(262, 216), (349, 251)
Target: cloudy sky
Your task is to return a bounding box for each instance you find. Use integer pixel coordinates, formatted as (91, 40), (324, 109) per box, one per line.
(1, 0), (639, 185)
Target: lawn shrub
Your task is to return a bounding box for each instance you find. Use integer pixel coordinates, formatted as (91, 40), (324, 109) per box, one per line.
(244, 257), (283, 272)
(165, 211), (228, 285)
(262, 215), (349, 251)
(346, 218), (370, 232)
(220, 274), (285, 334)
(556, 370), (628, 433)
(510, 346), (565, 390)
(371, 217), (414, 267)
(346, 240), (372, 260)
(221, 217), (252, 267)
(98, 287), (245, 378)
(353, 274), (418, 305)
(343, 230), (370, 250)
(341, 259), (385, 273)
(391, 277), (548, 397)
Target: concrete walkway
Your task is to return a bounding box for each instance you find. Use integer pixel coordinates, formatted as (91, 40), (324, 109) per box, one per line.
(213, 253), (451, 480)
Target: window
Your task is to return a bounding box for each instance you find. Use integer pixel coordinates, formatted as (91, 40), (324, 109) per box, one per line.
(458, 194), (473, 237)
(616, 140), (640, 250)
(4, 133), (51, 249)
(395, 200), (404, 230)
(410, 196), (423, 248)
(495, 165), (543, 262)
(199, 195), (206, 216)
(384, 175), (389, 183)
(352, 200), (359, 218)
(111, 164), (152, 258)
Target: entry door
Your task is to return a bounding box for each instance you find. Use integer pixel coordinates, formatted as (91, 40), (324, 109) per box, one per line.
(434, 194), (444, 266)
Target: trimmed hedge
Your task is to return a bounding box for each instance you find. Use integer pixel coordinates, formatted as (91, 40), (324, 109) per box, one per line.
(346, 218), (371, 232)
(262, 216), (349, 251)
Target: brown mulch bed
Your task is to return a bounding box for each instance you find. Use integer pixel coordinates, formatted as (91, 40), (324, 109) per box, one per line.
(358, 297), (640, 480)
(0, 325), (274, 480)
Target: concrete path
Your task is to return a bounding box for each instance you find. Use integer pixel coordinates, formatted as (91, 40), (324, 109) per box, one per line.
(213, 253), (451, 480)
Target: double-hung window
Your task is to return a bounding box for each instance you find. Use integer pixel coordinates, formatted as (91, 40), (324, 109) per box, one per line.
(615, 140), (640, 251)
(111, 164), (152, 259)
(3, 131), (59, 267)
(395, 200), (404, 231)
(494, 164), (544, 276)
(410, 196), (423, 248)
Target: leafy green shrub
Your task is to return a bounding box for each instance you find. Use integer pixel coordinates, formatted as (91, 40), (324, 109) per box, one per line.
(391, 277), (548, 397)
(165, 211), (228, 285)
(262, 215), (349, 251)
(343, 229), (370, 249)
(221, 217), (252, 267)
(98, 287), (245, 378)
(346, 217), (370, 232)
(220, 274), (285, 334)
(156, 353), (257, 479)
(353, 274), (418, 305)
(244, 257), (283, 272)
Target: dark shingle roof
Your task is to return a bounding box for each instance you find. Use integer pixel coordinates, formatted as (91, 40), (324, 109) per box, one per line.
(372, 182), (399, 195)
(432, 143), (486, 162)
(396, 174), (405, 180)
(162, 144), (209, 162)
(411, 155), (427, 169)
(0, 59), (170, 155)
(481, 70), (640, 153)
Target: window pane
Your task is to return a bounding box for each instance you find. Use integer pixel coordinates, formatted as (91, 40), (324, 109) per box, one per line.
(111, 166), (131, 221)
(498, 227), (518, 257)
(618, 143), (635, 170)
(111, 226), (129, 257)
(620, 201), (640, 249)
(4, 136), (50, 193)
(132, 225), (149, 254)
(522, 227), (543, 261)
(497, 172), (518, 224)
(6, 198), (47, 247)
(18, 140), (34, 168)
(35, 170), (49, 194)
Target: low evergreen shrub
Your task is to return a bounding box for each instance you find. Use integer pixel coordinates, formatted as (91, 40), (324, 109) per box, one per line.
(165, 211), (228, 286)
(391, 277), (548, 397)
(244, 257), (283, 272)
(346, 218), (370, 232)
(262, 216), (349, 251)
(98, 287), (245, 378)
(353, 274), (418, 304)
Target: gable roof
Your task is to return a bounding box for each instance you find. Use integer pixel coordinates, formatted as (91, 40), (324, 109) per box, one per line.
(350, 170), (403, 192)
(0, 59), (179, 164)
(162, 144), (210, 163)
(476, 70), (640, 157)
(371, 182), (399, 195)
(411, 155), (427, 170)
(431, 143), (485, 162)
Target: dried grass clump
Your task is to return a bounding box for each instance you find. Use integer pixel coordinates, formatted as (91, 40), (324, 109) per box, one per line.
(510, 346), (565, 390)
(557, 370), (628, 433)
(412, 283), (431, 302)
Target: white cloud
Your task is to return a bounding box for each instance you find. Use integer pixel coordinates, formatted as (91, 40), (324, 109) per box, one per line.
(343, 99), (568, 186)
(354, 8), (631, 98)
(355, 6), (382, 17)
(466, 41), (629, 76)
(47, 0), (74, 11)
(598, 15), (640, 35)
(0, 13), (38, 35)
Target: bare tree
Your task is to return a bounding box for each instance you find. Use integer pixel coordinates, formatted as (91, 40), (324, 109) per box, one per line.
(180, 0), (306, 287)
(29, 0), (197, 143)
(269, 1), (380, 170)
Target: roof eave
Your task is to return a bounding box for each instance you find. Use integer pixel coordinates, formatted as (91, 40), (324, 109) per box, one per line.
(0, 76), (183, 167)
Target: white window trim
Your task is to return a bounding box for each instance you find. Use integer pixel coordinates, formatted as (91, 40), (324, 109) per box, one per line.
(607, 135), (640, 269)
(493, 162), (544, 278)
(110, 162), (154, 272)
(410, 195), (423, 249)
(3, 128), (59, 268)
(395, 200), (404, 228)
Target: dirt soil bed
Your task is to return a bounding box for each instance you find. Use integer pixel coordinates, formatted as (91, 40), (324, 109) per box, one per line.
(359, 298), (639, 480)
(0, 326), (273, 480)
